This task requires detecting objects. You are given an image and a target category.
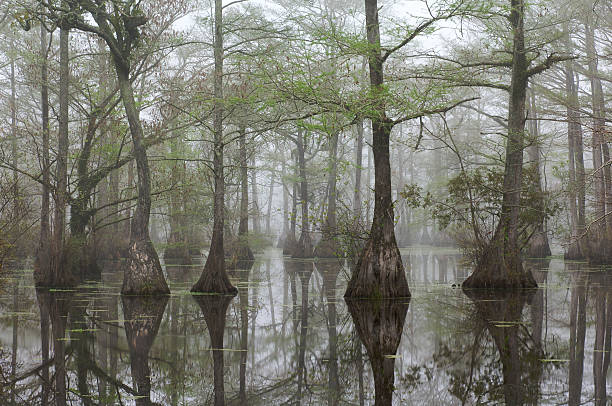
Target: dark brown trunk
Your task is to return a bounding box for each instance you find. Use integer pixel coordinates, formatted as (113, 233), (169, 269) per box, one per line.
(266, 171), (274, 235)
(346, 298), (409, 406)
(316, 132), (340, 257)
(165, 138), (191, 264)
(192, 0), (236, 294)
(353, 120), (364, 221)
(36, 21), (52, 286)
(251, 159), (261, 234)
(585, 16), (612, 264)
(294, 127), (313, 258)
(283, 152), (299, 255)
(526, 90), (551, 258)
(236, 126), (254, 262)
(51, 23), (73, 286)
(122, 296), (168, 406)
(279, 145), (290, 247)
(115, 64), (169, 294)
(464, 0), (537, 289)
(345, 0), (409, 298)
(193, 293), (236, 406)
(564, 36), (585, 259)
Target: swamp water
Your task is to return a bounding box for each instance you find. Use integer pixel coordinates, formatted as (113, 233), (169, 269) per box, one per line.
(0, 247), (610, 405)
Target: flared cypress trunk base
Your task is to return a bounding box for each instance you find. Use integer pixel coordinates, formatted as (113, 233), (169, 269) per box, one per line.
(226, 240), (254, 270)
(584, 230), (612, 265)
(564, 240), (584, 260)
(121, 239), (170, 295)
(527, 232), (551, 258)
(314, 236), (342, 258)
(464, 238), (537, 289)
(293, 232), (314, 259)
(191, 259), (237, 294)
(282, 234), (299, 256)
(345, 236), (410, 299)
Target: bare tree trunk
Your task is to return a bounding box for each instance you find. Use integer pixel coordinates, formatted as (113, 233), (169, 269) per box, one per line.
(266, 170), (275, 235)
(251, 159), (261, 234)
(35, 20), (52, 285)
(192, 0), (236, 293)
(283, 150), (299, 255)
(526, 90), (551, 257)
(237, 126), (254, 262)
(52, 23), (72, 286)
(464, 0), (536, 288)
(584, 15), (612, 264)
(345, 0), (409, 298)
(353, 120), (364, 221)
(294, 126), (313, 258)
(564, 34), (585, 259)
(115, 62), (169, 294)
(278, 144), (290, 247)
(165, 137), (191, 264)
(316, 131), (340, 257)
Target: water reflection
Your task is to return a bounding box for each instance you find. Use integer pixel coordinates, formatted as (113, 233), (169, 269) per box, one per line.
(316, 259), (342, 405)
(463, 290), (541, 405)
(193, 293), (236, 406)
(122, 296), (168, 405)
(2, 249), (612, 405)
(346, 298), (410, 406)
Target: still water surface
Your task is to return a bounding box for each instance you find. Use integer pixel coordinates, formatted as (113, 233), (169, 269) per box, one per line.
(0, 247), (610, 405)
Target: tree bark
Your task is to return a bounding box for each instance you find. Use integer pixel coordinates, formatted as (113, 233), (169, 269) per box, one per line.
(584, 14), (612, 264)
(115, 63), (169, 294)
(315, 131), (341, 257)
(464, 0), (537, 289)
(283, 151), (299, 255)
(236, 126), (254, 262)
(345, 0), (409, 298)
(353, 120), (364, 222)
(51, 22), (73, 286)
(526, 90), (551, 257)
(294, 126), (313, 258)
(564, 35), (586, 259)
(165, 137), (191, 264)
(35, 20), (52, 286)
(192, 0), (236, 294)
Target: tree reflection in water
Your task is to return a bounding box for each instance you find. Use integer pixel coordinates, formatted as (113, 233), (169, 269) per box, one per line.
(193, 292), (236, 406)
(463, 289), (542, 405)
(316, 259), (343, 406)
(346, 298), (410, 406)
(4, 250), (612, 405)
(122, 295), (168, 406)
